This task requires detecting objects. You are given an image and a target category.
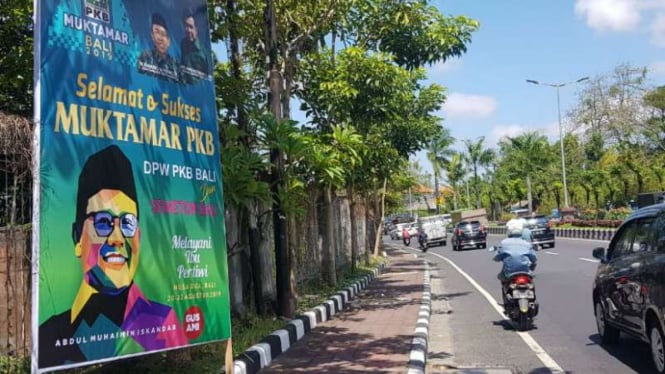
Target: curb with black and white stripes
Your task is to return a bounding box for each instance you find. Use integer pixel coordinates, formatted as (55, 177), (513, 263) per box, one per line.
(231, 263), (386, 374)
(407, 260), (431, 374)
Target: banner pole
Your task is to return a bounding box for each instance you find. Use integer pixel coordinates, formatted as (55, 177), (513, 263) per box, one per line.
(225, 339), (234, 374)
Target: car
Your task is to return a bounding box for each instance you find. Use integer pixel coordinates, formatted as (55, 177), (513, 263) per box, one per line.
(389, 223), (411, 240)
(591, 203), (665, 373)
(417, 215), (448, 247)
(525, 214), (555, 248)
(451, 220), (487, 251)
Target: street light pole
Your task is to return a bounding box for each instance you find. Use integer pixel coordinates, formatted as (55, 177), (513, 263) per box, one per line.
(556, 86), (568, 208)
(526, 76), (589, 209)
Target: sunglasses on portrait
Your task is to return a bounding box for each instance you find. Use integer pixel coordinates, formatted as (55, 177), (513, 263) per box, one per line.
(88, 211), (138, 238)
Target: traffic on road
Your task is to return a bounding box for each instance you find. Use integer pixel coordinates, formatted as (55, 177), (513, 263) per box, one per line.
(386, 233), (655, 374)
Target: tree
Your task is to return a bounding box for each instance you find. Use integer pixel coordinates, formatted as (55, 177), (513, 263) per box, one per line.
(499, 132), (552, 213)
(0, 0), (33, 116)
(346, 0), (479, 70)
(427, 127), (455, 213)
(463, 137), (494, 209)
(643, 86), (665, 152)
(444, 152), (465, 210)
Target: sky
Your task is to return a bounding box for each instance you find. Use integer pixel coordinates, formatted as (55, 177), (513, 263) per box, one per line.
(410, 0), (665, 176)
(212, 0), (665, 178)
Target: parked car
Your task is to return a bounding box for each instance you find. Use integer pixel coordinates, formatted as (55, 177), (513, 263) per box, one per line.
(525, 214), (555, 249)
(591, 203), (665, 373)
(417, 215), (448, 248)
(451, 220), (487, 251)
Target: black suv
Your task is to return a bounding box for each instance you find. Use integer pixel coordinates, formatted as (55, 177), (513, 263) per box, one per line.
(525, 215), (555, 249)
(451, 220), (487, 251)
(592, 203), (665, 373)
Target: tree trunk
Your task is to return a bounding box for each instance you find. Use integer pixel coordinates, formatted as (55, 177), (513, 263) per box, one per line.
(248, 200), (276, 315)
(348, 184), (359, 271)
(322, 187), (337, 286)
(306, 183), (320, 276)
(365, 195), (374, 261)
(474, 168), (481, 208)
(434, 170), (440, 214)
(372, 190), (381, 256)
(526, 174), (533, 214)
(266, 0), (295, 318)
(226, 0), (248, 140)
(225, 206), (247, 316)
(554, 188), (561, 211)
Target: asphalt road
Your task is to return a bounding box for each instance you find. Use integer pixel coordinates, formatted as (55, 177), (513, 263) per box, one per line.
(386, 234), (656, 373)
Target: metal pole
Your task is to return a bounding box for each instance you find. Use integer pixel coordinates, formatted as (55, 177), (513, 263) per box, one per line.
(557, 86), (569, 208)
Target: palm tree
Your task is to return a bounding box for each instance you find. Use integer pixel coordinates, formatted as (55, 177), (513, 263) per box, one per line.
(463, 137), (495, 209)
(501, 132), (550, 213)
(426, 128), (456, 213)
(445, 152), (465, 210)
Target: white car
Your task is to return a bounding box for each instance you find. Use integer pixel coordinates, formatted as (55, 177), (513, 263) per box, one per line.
(390, 222), (418, 240)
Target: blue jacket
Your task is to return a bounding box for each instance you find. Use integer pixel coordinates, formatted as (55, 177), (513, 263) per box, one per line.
(493, 237), (537, 277)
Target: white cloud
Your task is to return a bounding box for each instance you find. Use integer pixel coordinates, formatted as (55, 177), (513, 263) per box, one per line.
(428, 58), (463, 75)
(649, 60), (665, 75)
(575, 0), (665, 47)
(441, 93), (497, 119)
(651, 13), (665, 47)
(487, 122), (560, 150)
(575, 0), (641, 32)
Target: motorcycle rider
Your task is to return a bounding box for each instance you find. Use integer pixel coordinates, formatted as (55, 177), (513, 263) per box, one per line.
(493, 227), (537, 309)
(402, 226), (411, 246)
(417, 227), (428, 248)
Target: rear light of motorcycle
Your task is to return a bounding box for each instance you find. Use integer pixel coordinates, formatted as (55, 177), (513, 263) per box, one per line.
(513, 275), (531, 285)
(455, 228), (461, 236)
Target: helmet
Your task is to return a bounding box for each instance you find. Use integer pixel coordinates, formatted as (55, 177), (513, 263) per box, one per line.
(507, 229), (523, 238)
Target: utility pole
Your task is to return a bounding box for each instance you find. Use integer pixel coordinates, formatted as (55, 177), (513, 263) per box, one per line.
(266, 0), (294, 318)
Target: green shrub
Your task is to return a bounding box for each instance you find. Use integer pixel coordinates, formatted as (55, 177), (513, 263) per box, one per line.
(0, 355), (29, 374)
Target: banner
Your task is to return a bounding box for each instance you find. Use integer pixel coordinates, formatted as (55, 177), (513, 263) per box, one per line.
(33, 1), (230, 372)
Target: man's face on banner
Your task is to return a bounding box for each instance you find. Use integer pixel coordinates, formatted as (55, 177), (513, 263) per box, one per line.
(151, 24), (170, 56)
(79, 189), (140, 293)
(184, 16), (197, 42)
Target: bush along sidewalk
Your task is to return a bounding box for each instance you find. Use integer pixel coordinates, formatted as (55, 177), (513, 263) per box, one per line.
(231, 262), (386, 374)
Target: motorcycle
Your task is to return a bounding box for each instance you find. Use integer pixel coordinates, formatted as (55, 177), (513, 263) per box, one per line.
(489, 245), (538, 331)
(402, 230), (411, 247)
(418, 232), (428, 252)
(501, 272), (538, 331)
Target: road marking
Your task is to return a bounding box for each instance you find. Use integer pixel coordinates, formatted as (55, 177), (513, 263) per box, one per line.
(578, 257), (600, 263)
(545, 251), (559, 255)
(422, 249), (565, 374)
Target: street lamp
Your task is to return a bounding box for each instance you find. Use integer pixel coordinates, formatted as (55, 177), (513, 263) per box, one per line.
(526, 76), (589, 208)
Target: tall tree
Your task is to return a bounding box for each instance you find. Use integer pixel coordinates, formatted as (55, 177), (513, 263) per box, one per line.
(0, 0), (33, 116)
(499, 132), (551, 213)
(445, 152), (465, 210)
(463, 137), (494, 209)
(427, 127), (455, 213)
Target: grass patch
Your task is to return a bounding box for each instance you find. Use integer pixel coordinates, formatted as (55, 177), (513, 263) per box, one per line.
(17, 258), (387, 374)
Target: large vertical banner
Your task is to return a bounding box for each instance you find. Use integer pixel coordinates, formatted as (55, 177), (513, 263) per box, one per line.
(33, 1), (231, 372)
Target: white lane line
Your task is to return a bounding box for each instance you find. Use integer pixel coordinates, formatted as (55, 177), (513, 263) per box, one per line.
(579, 257), (600, 263)
(424, 250), (565, 374)
(545, 251), (559, 255)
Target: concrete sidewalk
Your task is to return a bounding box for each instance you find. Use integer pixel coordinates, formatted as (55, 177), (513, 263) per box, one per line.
(240, 248), (430, 374)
